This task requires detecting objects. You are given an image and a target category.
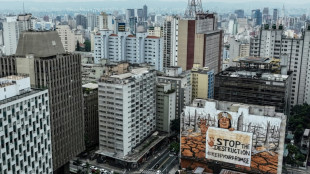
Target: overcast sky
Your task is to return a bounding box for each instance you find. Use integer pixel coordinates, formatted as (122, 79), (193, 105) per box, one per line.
(0, 0), (308, 2)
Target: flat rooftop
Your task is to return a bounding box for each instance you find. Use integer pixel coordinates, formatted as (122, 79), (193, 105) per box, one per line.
(82, 83), (98, 89)
(0, 89), (46, 105)
(217, 67), (289, 82)
(101, 68), (150, 84)
(234, 56), (274, 64)
(0, 75), (27, 88)
(2, 75), (26, 80)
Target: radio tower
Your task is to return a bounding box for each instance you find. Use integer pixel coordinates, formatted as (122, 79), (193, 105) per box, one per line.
(184, 0), (203, 18)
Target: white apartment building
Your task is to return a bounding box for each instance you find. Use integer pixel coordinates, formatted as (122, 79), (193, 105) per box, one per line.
(97, 12), (114, 31)
(156, 83), (176, 134)
(170, 16), (179, 66)
(3, 17), (19, 56)
(2, 15), (32, 56)
(250, 25), (310, 106)
(0, 76), (53, 174)
(56, 25), (76, 52)
(94, 30), (164, 71)
(98, 68), (156, 158)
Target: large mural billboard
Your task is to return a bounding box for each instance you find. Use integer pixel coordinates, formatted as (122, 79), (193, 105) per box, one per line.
(181, 100), (286, 174)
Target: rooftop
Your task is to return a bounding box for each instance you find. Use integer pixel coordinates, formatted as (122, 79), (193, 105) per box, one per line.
(82, 83), (98, 90)
(233, 56), (273, 64)
(2, 75), (26, 81)
(217, 67), (289, 82)
(0, 88), (46, 105)
(100, 68), (151, 84)
(16, 31), (65, 58)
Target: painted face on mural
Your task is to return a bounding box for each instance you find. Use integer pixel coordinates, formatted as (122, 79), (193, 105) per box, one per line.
(219, 116), (230, 129)
(218, 112), (233, 130)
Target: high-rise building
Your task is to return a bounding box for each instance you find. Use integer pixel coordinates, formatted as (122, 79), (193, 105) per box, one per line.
(0, 31), (85, 173)
(94, 30), (164, 71)
(76, 14), (87, 29)
(143, 5), (148, 21)
(56, 25), (76, 52)
(2, 17), (18, 55)
(177, 13), (223, 73)
(87, 13), (98, 31)
(273, 9), (278, 22)
(82, 83), (99, 150)
(228, 36), (250, 66)
(263, 7), (269, 24)
(136, 9), (144, 22)
(157, 67), (192, 119)
(125, 9), (135, 22)
(0, 75), (53, 173)
(3, 14), (32, 56)
(191, 64), (214, 100)
(156, 83), (176, 134)
(250, 25), (310, 106)
(234, 9), (244, 18)
(147, 26), (163, 37)
(214, 56), (292, 115)
(252, 9), (262, 26)
(97, 67), (156, 158)
(98, 12), (114, 31)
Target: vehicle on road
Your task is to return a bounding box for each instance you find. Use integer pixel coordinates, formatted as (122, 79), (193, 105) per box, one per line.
(154, 164), (159, 169)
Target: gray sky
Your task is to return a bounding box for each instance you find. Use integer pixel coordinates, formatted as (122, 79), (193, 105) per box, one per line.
(0, 0), (308, 2)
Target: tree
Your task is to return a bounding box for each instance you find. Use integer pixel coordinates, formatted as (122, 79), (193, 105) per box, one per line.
(288, 104), (310, 144)
(76, 40), (81, 51)
(84, 39), (91, 52)
(286, 144), (306, 167)
(170, 141), (180, 153)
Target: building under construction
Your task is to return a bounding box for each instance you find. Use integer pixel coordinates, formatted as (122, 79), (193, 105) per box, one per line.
(214, 56), (292, 115)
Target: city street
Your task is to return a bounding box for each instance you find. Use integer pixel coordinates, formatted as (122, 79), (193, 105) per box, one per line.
(142, 149), (178, 174)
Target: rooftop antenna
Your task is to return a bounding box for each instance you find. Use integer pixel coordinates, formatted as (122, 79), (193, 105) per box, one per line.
(184, 0), (203, 18)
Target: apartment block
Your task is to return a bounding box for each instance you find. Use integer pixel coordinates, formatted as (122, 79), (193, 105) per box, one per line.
(56, 25), (76, 52)
(156, 83), (176, 134)
(2, 14), (32, 56)
(157, 67), (192, 119)
(94, 30), (164, 71)
(214, 56), (292, 115)
(98, 68), (156, 158)
(0, 76), (52, 174)
(250, 24), (310, 105)
(191, 64), (214, 100)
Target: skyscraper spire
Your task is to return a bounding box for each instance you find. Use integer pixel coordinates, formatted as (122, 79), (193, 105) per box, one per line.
(184, 0), (203, 18)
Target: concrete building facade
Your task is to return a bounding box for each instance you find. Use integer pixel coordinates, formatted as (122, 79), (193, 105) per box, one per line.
(0, 76), (53, 174)
(177, 13), (223, 73)
(156, 83), (176, 134)
(0, 31), (85, 173)
(214, 57), (292, 115)
(56, 25), (76, 52)
(250, 25), (310, 105)
(82, 83), (99, 150)
(98, 68), (156, 158)
(157, 67), (192, 119)
(191, 64), (214, 100)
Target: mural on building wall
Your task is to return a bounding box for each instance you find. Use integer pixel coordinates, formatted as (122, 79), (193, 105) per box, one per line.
(181, 105), (284, 174)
